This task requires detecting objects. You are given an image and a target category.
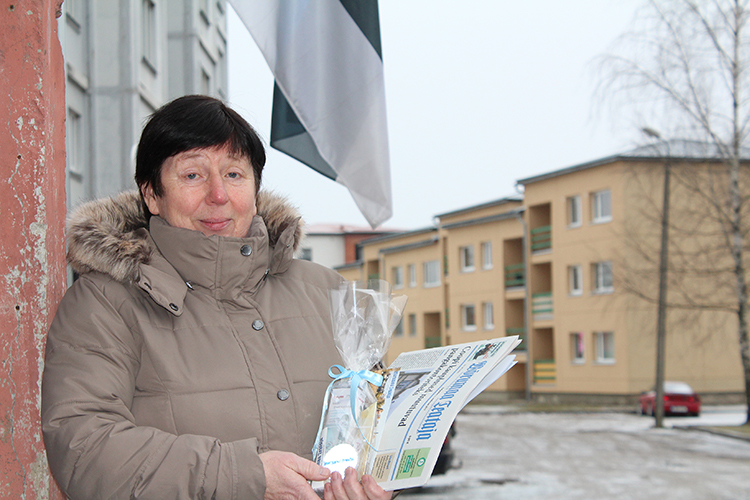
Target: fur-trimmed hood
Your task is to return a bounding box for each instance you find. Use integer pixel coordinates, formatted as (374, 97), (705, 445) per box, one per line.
(67, 190), (305, 283)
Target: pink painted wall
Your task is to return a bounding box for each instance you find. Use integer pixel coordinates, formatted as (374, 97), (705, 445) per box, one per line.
(0, 1), (67, 498)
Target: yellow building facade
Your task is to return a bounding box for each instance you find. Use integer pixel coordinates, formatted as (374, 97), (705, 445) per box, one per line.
(339, 147), (746, 402)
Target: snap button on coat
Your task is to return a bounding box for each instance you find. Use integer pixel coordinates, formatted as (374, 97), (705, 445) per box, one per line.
(169, 303), (179, 311)
(252, 319), (264, 331)
(277, 389), (290, 401)
(240, 245), (252, 256)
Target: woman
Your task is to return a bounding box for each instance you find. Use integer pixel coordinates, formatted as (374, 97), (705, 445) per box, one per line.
(41, 95), (391, 500)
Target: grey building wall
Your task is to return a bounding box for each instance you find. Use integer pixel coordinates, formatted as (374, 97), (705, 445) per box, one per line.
(59, 0), (228, 211)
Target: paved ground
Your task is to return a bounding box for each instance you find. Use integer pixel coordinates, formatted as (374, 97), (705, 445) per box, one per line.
(398, 406), (750, 500)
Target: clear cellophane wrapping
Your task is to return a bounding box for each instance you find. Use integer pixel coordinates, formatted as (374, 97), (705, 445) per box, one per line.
(313, 280), (407, 478)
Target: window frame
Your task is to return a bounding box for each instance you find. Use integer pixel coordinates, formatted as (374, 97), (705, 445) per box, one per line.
(141, 0), (157, 70)
(408, 264), (417, 288)
(481, 241), (493, 270)
(568, 264), (583, 296)
(594, 331), (615, 364)
(570, 332), (585, 364)
(423, 260), (441, 288)
(591, 189), (612, 224)
(393, 318), (404, 337)
(483, 302), (494, 330)
(593, 261), (614, 294)
(567, 195), (582, 228)
(461, 304), (477, 332)
(392, 265), (404, 289)
(459, 245), (475, 273)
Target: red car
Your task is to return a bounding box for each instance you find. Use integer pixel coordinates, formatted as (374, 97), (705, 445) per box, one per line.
(639, 381), (701, 417)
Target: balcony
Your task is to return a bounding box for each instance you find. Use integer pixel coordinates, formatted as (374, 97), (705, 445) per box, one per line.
(505, 327), (526, 350)
(424, 336), (441, 349)
(504, 263), (525, 288)
(533, 359), (556, 384)
(530, 225), (551, 252)
(531, 292), (553, 321)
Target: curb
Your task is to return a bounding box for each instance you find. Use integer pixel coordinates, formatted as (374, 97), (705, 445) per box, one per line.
(678, 425), (750, 442)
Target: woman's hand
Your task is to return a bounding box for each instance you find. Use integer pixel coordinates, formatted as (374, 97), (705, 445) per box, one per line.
(259, 450), (330, 500)
(323, 467), (393, 500)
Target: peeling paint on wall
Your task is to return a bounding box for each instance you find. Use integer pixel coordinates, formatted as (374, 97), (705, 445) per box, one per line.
(1, 1), (67, 499)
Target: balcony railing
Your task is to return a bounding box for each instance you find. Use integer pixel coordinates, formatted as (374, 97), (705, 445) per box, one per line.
(533, 359), (556, 384)
(505, 327), (526, 349)
(504, 263), (525, 288)
(530, 225), (551, 252)
(531, 292), (553, 320)
(424, 336), (442, 349)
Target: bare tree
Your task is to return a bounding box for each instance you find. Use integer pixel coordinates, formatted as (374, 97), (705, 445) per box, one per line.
(597, 0), (750, 423)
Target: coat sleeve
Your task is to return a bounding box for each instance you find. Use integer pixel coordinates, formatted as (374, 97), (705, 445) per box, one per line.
(41, 276), (266, 499)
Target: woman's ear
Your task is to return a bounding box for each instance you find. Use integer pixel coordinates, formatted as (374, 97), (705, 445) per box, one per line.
(141, 184), (160, 216)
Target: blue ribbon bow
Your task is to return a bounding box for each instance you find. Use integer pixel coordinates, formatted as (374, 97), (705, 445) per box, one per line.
(312, 365), (384, 459)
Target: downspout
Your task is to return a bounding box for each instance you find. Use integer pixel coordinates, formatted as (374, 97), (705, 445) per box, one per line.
(513, 206), (532, 402)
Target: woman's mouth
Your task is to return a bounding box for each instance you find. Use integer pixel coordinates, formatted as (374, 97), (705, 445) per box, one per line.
(200, 219), (231, 232)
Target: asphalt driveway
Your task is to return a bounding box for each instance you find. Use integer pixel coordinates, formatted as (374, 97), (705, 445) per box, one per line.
(399, 405), (750, 500)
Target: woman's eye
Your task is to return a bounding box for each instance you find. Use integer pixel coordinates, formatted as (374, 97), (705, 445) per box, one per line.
(227, 172), (239, 179)
(186, 173), (198, 180)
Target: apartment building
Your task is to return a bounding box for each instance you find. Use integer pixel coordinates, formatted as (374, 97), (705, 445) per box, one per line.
(341, 143), (746, 402)
(338, 197), (529, 396)
(296, 224), (399, 269)
(59, 0), (228, 211)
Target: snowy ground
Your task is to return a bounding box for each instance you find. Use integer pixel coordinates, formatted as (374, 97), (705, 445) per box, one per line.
(398, 406), (750, 500)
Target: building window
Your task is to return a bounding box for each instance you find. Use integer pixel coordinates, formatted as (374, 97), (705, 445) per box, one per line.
(65, 0), (82, 26)
(408, 313), (417, 337)
(66, 107), (86, 208)
(392, 266), (404, 289)
(567, 195), (582, 228)
(424, 260), (440, 288)
(595, 331), (615, 363)
(461, 304), (476, 331)
(570, 332), (585, 364)
(393, 318), (404, 337)
(568, 265), (582, 296)
(483, 302), (494, 330)
(408, 264), (417, 288)
(591, 189), (612, 224)
(201, 69), (211, 95)
(199, 0), (210, 23)
(297, 247), (312, 261)
(460, 245), (475, 273)
(141, 0), (157, 68)
(593, 261), (614, 294)
(481, 241), (493, 270)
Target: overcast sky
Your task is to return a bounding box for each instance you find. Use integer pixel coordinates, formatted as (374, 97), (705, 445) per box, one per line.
(227, 1), (645, 230)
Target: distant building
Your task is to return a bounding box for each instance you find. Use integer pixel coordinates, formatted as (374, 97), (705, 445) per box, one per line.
(297, 224), (400, 269)
(59, 0), (228, 210)
(340, 144), (746, 403)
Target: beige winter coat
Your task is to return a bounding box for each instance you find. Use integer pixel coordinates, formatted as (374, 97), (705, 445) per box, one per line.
(41, 191), (343, 499)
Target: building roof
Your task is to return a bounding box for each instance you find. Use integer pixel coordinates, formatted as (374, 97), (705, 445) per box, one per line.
(304, 223), (401, 236)
(357, 226), (438, 247)
(517, 139), (750, 186)
(441, 207), (525, 230)
(435, 194), (524, 220)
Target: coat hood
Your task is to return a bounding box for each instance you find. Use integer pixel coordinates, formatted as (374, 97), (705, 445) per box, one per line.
(67, 190), (305, 283)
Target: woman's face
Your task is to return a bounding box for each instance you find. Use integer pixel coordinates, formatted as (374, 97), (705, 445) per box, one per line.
(142, 146), (257, 238)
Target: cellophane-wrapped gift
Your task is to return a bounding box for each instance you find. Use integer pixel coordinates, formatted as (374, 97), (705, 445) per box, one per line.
(312, 280), (407, 482)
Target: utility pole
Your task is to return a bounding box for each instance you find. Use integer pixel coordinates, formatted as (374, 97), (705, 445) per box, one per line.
(642, 127), (671, 428)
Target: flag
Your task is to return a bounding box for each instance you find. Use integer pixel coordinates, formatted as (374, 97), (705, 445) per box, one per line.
(230, 0), (392, 228)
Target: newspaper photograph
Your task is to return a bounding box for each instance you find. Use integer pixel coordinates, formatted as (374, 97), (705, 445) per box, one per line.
(370, 335), (521, 490)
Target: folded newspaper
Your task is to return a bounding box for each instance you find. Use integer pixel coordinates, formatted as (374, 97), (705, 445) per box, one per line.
(313, 334), (521, 491)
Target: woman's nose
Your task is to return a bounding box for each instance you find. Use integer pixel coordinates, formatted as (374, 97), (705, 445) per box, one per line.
(206, 176), (228, 204)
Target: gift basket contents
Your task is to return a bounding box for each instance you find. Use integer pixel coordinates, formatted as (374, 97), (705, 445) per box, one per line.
(312, 280), (407, 480)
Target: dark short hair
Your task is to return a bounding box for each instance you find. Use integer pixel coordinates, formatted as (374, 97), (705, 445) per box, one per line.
(135, 95), (265, 214)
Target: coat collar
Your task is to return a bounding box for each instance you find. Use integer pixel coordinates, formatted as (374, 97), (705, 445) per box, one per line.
(66, 190), (305, 313)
